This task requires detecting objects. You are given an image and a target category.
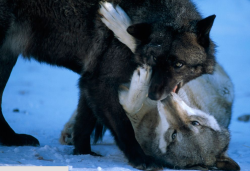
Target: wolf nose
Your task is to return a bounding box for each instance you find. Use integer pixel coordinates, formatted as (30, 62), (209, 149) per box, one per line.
(148, 87), (163, 100)
(148, 82), (165, 100)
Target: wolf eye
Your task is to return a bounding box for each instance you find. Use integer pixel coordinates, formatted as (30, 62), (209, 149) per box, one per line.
(172, 131), (177, 140)
(174, 62), (183, 68)
(191, 121), (200, 126)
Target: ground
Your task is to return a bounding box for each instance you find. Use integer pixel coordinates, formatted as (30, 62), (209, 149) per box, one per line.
(0, 0), (250, 170)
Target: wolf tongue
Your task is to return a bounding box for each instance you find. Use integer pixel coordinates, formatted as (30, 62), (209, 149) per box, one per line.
(172, 85), (178, 93)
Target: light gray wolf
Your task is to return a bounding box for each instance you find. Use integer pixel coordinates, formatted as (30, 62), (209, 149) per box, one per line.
(61, 63), (239, 169)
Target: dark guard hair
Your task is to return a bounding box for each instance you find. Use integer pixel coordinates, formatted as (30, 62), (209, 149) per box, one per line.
(128, 15), (216, 100)
(0, 0), (216, 169)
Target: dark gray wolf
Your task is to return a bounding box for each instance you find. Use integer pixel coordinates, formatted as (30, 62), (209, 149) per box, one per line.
(99, 4), (240, 170)
(0, 0), (216, 168)
(60, 3), (240, 169)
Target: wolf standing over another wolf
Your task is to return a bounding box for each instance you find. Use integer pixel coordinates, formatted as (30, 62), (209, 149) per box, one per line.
(1, 0), (219, 169)
(61, 3), (240, 169)
(74, 0), (218, 168)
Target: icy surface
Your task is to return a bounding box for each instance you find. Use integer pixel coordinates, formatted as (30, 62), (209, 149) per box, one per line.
(1, 0), (250, 170)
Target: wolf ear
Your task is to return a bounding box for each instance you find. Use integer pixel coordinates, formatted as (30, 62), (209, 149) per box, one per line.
(127, 23), (151, 42)
(215, 155), (240, 170)
(196, 15), (216, 47)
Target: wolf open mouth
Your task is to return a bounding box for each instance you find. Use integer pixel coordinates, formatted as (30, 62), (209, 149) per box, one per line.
(172, 82), (182, 94)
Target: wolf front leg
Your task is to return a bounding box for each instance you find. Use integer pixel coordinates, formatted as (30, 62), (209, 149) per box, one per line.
(74, 76), (161, 169)
(72, 95), (100, 156)
(0, 47), (39, 146)
(119, 65), (152, 115)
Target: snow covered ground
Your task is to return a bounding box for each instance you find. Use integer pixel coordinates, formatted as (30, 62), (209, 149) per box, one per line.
(1, 0), (250, 170)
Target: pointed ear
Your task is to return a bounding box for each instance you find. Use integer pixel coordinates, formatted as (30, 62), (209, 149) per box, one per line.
(127, 23), (151, 42)
(196, 15), (216, 47)
(215, 155), (240, 170)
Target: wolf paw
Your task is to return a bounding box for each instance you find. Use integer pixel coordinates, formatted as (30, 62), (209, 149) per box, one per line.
(60, 131), (74, 145)
(59, 123), (74, 145)
(59, 111), (76, 145)
(1, 133), (40, 146)
(129, 156), (163, 170)
(137, 64), (152, 86)
(73, 149), (102, 157)
(131, 64), (152, 90)
(99, 2), (136, 52)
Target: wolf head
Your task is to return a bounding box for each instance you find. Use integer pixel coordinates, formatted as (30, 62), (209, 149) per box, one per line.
(129, 16), (216, 100)
(133, 93), (239, 170)
(99, 1), (216, 101)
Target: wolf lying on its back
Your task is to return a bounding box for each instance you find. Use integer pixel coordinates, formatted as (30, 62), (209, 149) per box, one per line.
(60, 3), (240, 170)
(118, 65), (239, 170)
(1, 0), (217, 168)
(61, 65), (239, 170)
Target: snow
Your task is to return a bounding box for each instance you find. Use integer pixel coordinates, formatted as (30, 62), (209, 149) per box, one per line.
(1, 0), (250, 170)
